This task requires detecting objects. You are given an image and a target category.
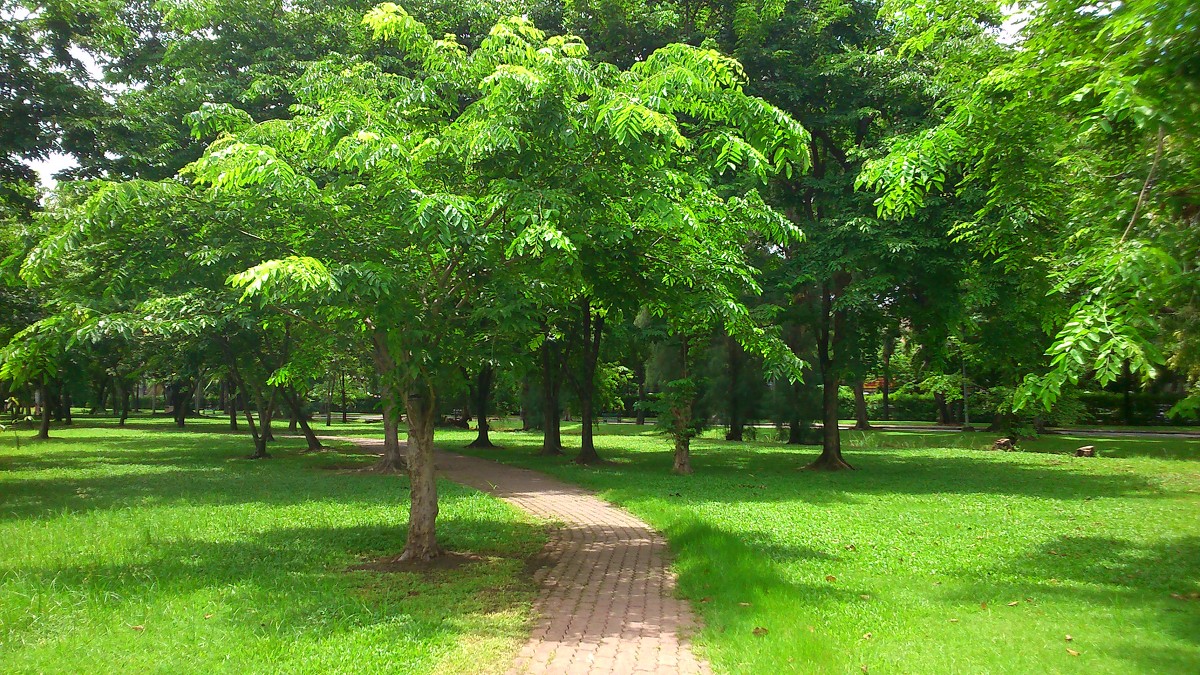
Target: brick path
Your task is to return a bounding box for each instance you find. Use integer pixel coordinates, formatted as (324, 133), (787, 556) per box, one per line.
(340, 438), (710, 674)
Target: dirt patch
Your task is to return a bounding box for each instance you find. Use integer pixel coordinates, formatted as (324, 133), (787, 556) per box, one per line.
(350, 551), (490, 573)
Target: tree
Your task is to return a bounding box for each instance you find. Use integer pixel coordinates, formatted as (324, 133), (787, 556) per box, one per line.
(861, 0), (1200, 416)
(181, 4), (809, 558)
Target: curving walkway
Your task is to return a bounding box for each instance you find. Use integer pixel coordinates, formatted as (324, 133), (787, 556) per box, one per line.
(341, 438), (710, 674)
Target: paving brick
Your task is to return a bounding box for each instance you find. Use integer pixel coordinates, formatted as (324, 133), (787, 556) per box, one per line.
(336, 438), (710, 674)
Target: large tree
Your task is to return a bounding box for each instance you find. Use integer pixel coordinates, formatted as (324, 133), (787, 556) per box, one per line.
(169, 4), (810, 559)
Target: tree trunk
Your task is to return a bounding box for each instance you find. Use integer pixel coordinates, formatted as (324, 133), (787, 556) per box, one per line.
(118, 380), (131, 426)
(467, 364), (496, 449)
(673, 435), (693, 475)
(1121, 359), (1133, 425)
(670, 339), (694, 475)
(934, 392), (950, 425)
(401, 387), (442, 561)
(36, 386), (52, 439)
(340, 368), (348, 423)
(62, 389), (72, 425)
(377, 385), (406, 472)
(574, 299), (604, 465)
(882, 338), (893, 421)
(725, 337), (744, 441)
(635, 362), (647, 425)
(247, 389), (274, 459)
(283, 388), (322, 452)
(987, 410), (1014, 433)
(227, 377), (239, 431)
(853, 381), (871, 430)
(808, 283), (853, 470)
(92, 378), (106, 415)
(540, 338), (564, 456)
(325, 373), (333, 427)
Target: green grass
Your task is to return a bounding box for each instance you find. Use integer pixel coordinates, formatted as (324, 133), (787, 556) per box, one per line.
(0, 421), (546, 674)
(440, 421), (1200, 674)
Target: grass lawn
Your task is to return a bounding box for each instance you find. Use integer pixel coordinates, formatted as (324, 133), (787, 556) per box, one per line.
(0, 420), (546, 674)
(436, 420), (1200, 674)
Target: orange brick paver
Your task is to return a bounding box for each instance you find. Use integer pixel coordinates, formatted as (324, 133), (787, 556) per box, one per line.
(341, 438), (710, 674)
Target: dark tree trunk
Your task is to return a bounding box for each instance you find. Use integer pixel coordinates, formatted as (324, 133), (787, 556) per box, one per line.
(986, 410), (1014, 433)
(325, 374), (333, 427)
(1121, 359), (1133, 425)
(787, 380), (805, 444)
(882, 338), (893, 421)
(93, 379), (106, 415)
(673, 434), (693, 475)
(282, 388), (322, 452)
(853, 381), (871, 430)
(227, 378), (239, 431)
(340, 368), (348, 423)
(247, 388), (275, 459)
(401, 387), (442, 561)
(371, 332), (406, 472)
(519, 374), (533, 431)
(117, 380), (130, 426)
(467, 365), (496, 449)
(808, 283), (853, 470)
(574, 299), (605, 465)
(377, 386), (406, 472)
(635, 362), (647, 426)
(934, 392), (950, 425)
(670, 339), (694, 475)
(725, 337), (744, 441)
(540, 338), (564, 456)
(62, 389), (72, 425)
(168, 382), (187, 428)
(262, 398), (276, 442)
(36, 386), (52, 439)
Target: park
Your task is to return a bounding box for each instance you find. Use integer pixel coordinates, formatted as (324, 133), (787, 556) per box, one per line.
(2, 0), (1198, 672)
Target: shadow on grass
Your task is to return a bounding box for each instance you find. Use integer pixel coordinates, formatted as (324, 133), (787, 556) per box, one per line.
(933, 534), (1200, 672)
(0, 518), (544, 661)
(486, 439), (1168, 503)
(666, 519), (861, 670)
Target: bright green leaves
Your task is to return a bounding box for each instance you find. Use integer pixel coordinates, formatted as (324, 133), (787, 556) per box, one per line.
(186, 140), (317, 198)
(185, 102), (255, 140)
(362, 3), (432, 53)
(858, 127), (963, 219)
(1016, 238), (1177, 411)
(228, 256), (338, 304)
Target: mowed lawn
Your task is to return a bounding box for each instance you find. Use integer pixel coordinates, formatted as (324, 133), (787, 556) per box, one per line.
(442, 422), (1200, 674)
(0, 421), (546, 674)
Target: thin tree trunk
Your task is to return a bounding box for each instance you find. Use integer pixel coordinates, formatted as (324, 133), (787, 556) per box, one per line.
(467, 365), (496, 449)
(62, 389), (72, 425)
(808, 284), (853, 470)
(540, 338), (563, 456)
(36, 386), (52, 439)
(575, 299), (604, 465)
(325, 373), (333, 427)
(282, 388), (322, 451)
(882, 339), (892, 421)
(853, 381), (871, 430)
(227, 377), (239, 430)
(118, 380), (131, 426)
(377, 385), (406, 472)
(635, 362), (647, 425)
(725, 336), (744, 441)
(671, 339), (694, 475)
(247, 388), (275, 459)
(340, 368), (348, 423)
(401, 386), (442, 561)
